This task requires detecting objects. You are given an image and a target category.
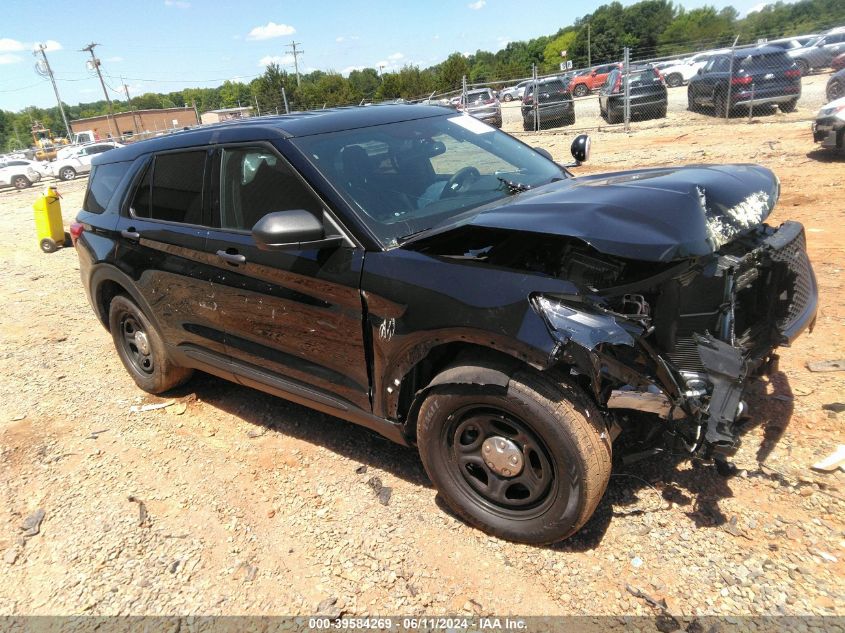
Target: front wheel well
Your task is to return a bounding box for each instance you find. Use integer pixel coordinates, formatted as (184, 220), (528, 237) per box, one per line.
(396, 342), (538, 441)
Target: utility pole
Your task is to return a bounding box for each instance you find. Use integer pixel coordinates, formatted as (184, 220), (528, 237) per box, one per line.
(379, 64), (386, 81)
(587, 24), (591, 68)
(33, 43), (72, 140)
(281, 86), (290, 113)
(286, 41), (304, 86)
(81, 43), (119, 140)
(121, 77), (141, 135)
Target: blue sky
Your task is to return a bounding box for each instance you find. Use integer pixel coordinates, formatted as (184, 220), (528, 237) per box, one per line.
(2, 0), (777, 112)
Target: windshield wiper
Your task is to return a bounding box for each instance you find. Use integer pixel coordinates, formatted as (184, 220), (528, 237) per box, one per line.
(396, 227), (433, 244)
(497, 177), (531, 194)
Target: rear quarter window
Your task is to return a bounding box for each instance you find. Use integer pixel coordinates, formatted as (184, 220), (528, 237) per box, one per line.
(738, 52), (791, 71)
(83, 161), (132, 214)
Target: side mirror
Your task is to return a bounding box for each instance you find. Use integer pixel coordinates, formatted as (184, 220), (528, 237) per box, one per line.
(252, 209), (342, 251)
(591, 70), (598, 76)
(570, 134), (591, 164)
(697, 68), (703, 75)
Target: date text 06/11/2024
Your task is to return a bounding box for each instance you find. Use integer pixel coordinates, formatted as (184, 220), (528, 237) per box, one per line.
(307, 617), (528, 630)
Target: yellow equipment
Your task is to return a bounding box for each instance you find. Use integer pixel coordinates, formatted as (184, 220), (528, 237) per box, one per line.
(33, 186), (66, 253)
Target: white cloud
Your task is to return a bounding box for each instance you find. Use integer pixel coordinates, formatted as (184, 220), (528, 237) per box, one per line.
(41, 40), (62, 51)
(388, 52), (404, 61)
(468, 0), (486, 9)
(247, 21), (296, 40)
(341, 65), (366, 75)
(0, 54), (22, 65)
(164, 0), (191, 7)
(258, 54), (294, 67)
(0, 38), (25, 52)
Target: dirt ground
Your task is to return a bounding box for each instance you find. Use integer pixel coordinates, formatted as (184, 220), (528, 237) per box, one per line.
(0, 115), (843, 621)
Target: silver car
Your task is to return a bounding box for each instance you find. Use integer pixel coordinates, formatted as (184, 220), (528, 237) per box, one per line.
(499, 80), (531, 102)
(458, 88), (502, 127)
(788, 28), (845, 74)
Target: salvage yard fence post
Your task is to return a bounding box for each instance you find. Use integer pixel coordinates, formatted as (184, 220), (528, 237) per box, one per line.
(623, 47), (631, 132)
(532, 63), (539, 132)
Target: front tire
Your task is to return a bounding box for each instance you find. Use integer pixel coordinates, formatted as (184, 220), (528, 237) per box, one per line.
(827, 78), (843, 102)
(108, 295), (193, 394)
(417, 370), (612, 544)
(573, 84), (589, 98)
(59, 166), (77, 181)
(666, 73), (683, 88)
(13, 175), (31, 190)
(503, 94), (513, 102)
(797, 59), (810, 76)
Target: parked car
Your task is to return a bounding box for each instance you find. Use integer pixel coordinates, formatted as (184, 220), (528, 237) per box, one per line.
(72, 105), (817, 544)
(499, 80), (531, 102)
(599, 64), (668, 123)
(1, 157), (50, 178)
(827, 67), (845, 102)
(51, 142), (123, 181)
(0, 159), (42, 189)
(458, 88), (502, 128)
(831, 51), (845, 71)
(812, 95), (845, 151)
(687, 46), (801, 116)
(568, 63), (620, 97)
(789, 28), (845, 74)
(657, 57), (701, 88)
(521, 77), (575, 130)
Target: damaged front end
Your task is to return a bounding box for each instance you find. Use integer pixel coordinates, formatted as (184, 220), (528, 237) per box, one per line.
(534, 218), (817, 458)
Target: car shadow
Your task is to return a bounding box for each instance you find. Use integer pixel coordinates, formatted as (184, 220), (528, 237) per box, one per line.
(806, 148), (845, 162)
(169, 369), (795, 551)
(169, 371), (431, 488)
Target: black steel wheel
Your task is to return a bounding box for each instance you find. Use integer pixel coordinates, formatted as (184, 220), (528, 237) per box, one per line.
(417, 370), (612, 544)
(108, 294), (193, 393)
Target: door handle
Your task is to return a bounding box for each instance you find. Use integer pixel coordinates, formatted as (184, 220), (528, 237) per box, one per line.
(121, 229), (140, 240)
(216, 250), (246, 265)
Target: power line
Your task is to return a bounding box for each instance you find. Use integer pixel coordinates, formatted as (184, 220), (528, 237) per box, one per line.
(81, 42), (119, 139)
(285, 41), (304, 86)
(33, 44), (72, 139)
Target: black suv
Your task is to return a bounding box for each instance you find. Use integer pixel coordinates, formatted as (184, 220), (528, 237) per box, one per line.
(73, 105), (817, 544)
(687, 46), (802, 116)
(521, 78), (575, 130)
(599, 64), (668, 124)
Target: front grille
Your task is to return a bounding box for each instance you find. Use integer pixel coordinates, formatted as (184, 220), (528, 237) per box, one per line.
(769, 228), (813, 332)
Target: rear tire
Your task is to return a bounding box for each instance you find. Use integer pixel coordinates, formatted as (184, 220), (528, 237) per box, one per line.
(827, 78), (844, 102)
(59, 166), (77, 181)
(666, 73), (683, 88)
(779, 98), (798, 113)
(108, 295), (193, 394)
(503, 94), (513, 102)
(573, 84), (589, 98)
(687, 89), (699, 113)
(417, 370), (612, 544)
(607, 107), (622, 124)
(714, 91), (729, 118)
(797, 59), (810, 76)
(13, 175), (31, 190)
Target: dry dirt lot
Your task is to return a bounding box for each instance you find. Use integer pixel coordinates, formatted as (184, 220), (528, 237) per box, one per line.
(0, 116), (843, 622)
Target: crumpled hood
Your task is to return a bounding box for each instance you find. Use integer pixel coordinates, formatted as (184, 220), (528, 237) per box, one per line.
(468, 164), (779, 262)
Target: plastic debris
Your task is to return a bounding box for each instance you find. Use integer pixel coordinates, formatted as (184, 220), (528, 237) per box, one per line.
(811, 445), (845, 472)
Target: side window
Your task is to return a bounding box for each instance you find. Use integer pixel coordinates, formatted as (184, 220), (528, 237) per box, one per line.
(131, 151), (206, 224)
(84, 161), (131, 214)
(218, 147), (322, 231)
(702, 58), (716, 73)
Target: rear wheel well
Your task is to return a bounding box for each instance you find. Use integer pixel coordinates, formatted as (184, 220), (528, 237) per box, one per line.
(396, 343), (534, 440)
(96, 280), (129, 330)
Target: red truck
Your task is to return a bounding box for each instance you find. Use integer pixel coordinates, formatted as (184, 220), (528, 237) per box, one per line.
(568, 62), (621, 97)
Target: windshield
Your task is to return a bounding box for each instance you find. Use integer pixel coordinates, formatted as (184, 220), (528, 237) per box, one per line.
(292, 114), (565, 247)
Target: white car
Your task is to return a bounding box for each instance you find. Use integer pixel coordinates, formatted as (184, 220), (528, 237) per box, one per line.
(659, 50), (729, 87)
(499, 80), (531, 102)
(812, 96), (845, 151)
(51, 142), (123, 181)
(0, 159), (42, 190)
